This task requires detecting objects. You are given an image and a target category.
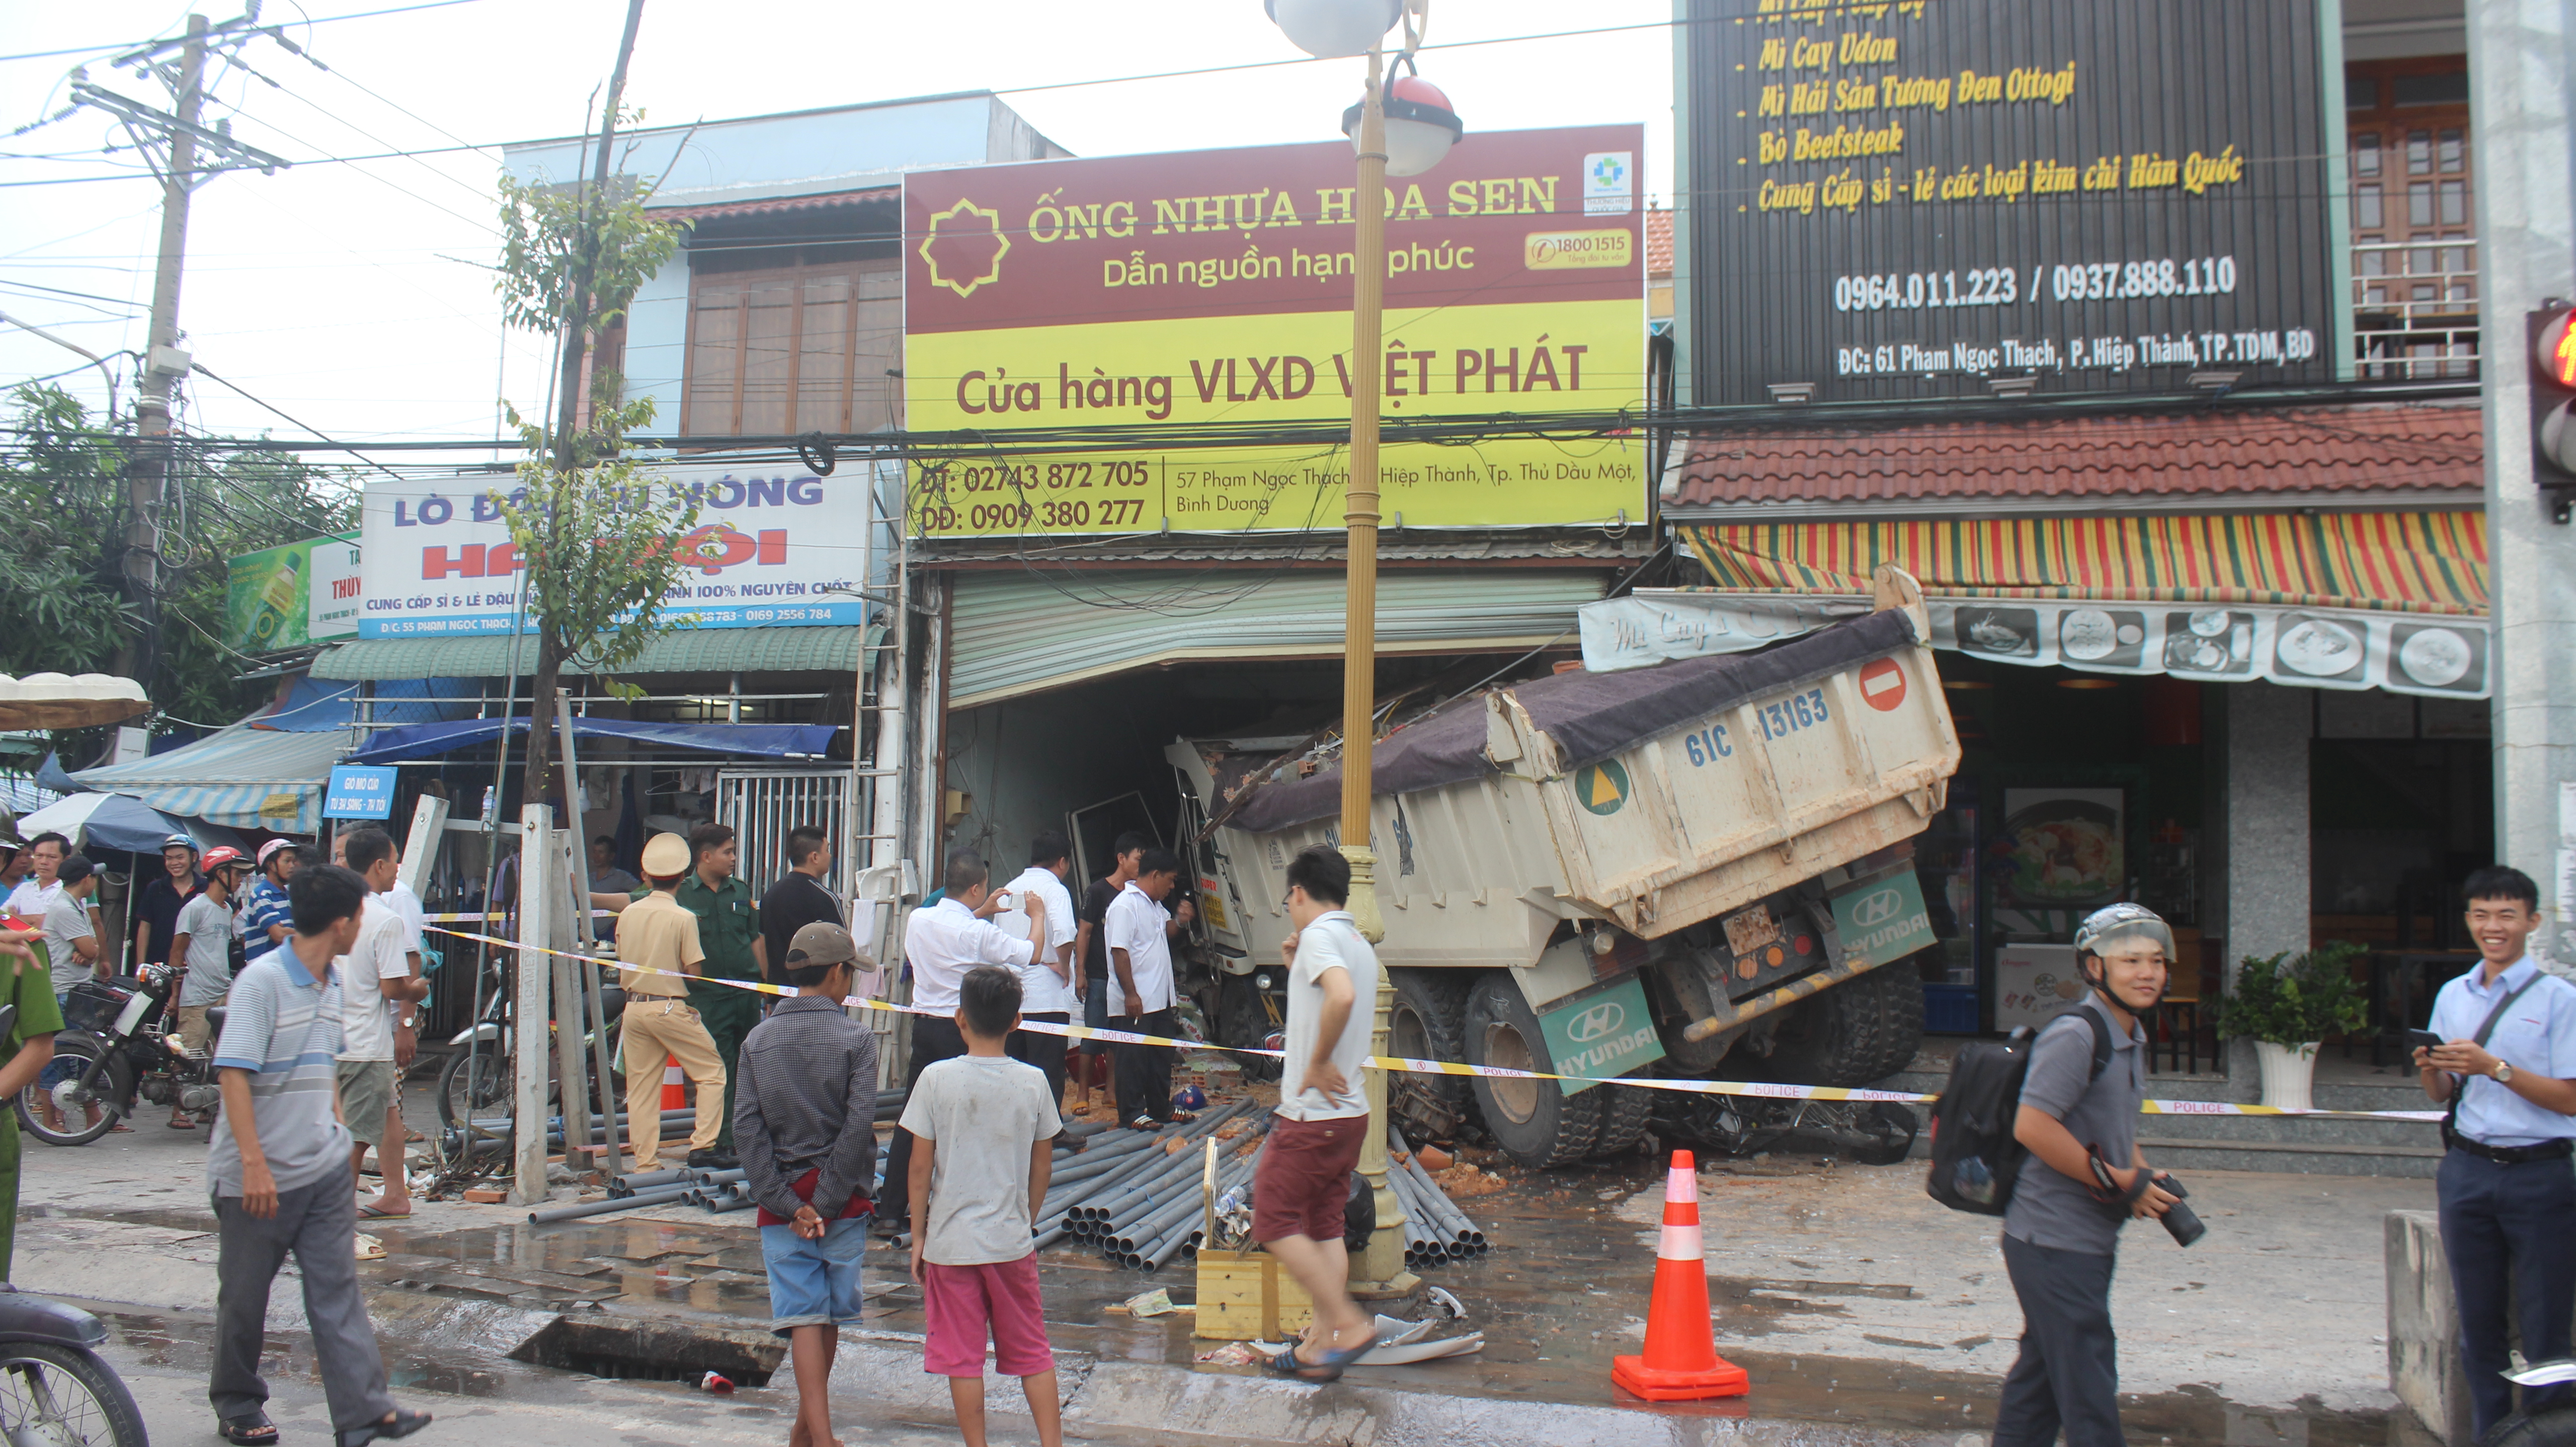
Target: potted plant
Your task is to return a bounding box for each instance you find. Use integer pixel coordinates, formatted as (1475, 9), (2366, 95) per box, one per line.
(2208, 942), (2368, 1112)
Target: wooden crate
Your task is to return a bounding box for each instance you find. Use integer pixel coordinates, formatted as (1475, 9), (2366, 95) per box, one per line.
(1194, 1247), (1314, 1342)
(1188, 1137), (1313, 1341)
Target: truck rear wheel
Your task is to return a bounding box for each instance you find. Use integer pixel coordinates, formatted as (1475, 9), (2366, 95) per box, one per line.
(1587, 1083), (1655, 1158)
(1387, 970), (1476, 1143)
(1217, 972), (1282, 1082)
(1763, 963), (1926, 1087)
(1464, 972), (1607, 1169)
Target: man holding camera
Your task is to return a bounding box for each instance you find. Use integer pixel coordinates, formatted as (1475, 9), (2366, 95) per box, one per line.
(2416, 866), (2576, 1439)
(1997, 902), (2180, 1447)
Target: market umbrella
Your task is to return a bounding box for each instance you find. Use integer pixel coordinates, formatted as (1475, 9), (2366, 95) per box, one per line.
(15, 793), (226, 855)
(0, 674), (147, 731)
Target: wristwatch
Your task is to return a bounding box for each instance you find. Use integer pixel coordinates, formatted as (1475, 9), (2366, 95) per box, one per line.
(2494, 1060), (2517, 1084)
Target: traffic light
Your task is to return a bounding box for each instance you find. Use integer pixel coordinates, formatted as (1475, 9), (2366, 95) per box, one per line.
(2530, 305), (2576, 521)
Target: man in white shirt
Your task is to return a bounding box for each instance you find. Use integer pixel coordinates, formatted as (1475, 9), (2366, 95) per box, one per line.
(336, 828), (428, 1219)
(5, 834), (68, 923)
(1256, 844), (1379, 1381)
(877, 848), (1044, 1241)
(1106, 848), (1191, 1130)
(998, 832), (1079, 1113)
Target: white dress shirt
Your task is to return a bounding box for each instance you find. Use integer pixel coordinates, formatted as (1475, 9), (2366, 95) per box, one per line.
(903, 895), (1036, 1013)
(998, 866), (1078, 1015)
(1103, 882), (1176, 1017)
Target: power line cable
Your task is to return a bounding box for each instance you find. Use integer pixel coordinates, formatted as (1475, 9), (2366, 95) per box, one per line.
(185, 360), (407, 481)
(0, 0), (492, 65)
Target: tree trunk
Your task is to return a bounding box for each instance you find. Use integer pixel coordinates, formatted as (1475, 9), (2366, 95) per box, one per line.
(521, 629), (563, 815)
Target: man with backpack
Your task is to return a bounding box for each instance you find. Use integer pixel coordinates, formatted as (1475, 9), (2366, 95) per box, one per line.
(1992, 902), (2178, 1447)
(2415, 865), (2576, 1438)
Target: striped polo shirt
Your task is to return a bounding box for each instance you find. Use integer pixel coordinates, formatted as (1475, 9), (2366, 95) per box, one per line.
(207, 941), (351, 1198)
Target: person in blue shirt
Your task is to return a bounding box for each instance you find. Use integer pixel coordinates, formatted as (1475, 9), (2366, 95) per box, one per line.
(238, 840), (302, 967)
(2417, 865), (2576, 1438)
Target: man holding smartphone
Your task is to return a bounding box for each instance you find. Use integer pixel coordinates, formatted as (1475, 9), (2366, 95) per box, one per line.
(2416, 866), (2576, 1439)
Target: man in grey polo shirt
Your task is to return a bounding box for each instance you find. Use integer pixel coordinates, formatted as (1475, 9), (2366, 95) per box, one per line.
(208, 863), (428, 1447)
(1995, 903), (2180, 1447)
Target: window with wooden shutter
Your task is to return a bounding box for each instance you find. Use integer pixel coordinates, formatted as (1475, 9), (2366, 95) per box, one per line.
(682, 249), (899, 437)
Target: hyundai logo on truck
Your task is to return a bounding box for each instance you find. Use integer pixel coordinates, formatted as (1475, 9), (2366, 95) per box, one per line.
(1848, 885), (1903, 928)
(1565, 1000), (1627, 1044)
(1829, 869), (1938, 968)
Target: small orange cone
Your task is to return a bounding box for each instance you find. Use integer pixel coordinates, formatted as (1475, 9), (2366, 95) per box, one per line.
(661, 1054), (686, 1113)
(1612, 1149), (1750, 1401)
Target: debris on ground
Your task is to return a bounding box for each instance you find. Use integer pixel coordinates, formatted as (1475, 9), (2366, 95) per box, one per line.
(1117, 1288), (1179, 1318)
(1194, 1341), (1266, 1366)
(1435, 1162), (1508, 1199)
(698, 1371), (734, 1393)
(1417, 1144), (1455, 1171)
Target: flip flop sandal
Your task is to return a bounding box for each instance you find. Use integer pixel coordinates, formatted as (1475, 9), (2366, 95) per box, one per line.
(1263, 1342), (1340, 1382)
(218, 1411), (279, 1444)
(357, 1204), (411, 1219)
(337, 1407), (432, 1447)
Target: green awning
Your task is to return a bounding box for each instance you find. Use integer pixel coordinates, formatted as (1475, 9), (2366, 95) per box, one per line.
(311, 625), (877, 681)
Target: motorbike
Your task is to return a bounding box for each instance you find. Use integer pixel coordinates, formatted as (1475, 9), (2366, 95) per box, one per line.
(433, 944), (624, 1145)
(0, 1286), (148, 1446)
(1654, 1091), (1921, 1166)
(15, 964), (220, 1146)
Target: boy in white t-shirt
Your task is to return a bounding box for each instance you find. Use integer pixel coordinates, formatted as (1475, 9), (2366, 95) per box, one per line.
(336, 828), (426, 1218)
(903, 966), (1064, 1447)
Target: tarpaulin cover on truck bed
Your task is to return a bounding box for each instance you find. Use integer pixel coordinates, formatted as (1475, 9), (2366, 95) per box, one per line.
(1226, 606), (1920, 834)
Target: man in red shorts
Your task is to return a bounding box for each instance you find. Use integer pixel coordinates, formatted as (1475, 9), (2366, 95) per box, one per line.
(1256, 845), (1380, 1381)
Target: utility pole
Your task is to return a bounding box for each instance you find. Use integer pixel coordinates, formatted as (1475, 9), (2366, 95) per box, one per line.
(119, 13), (210, 690)
(2470, 1), (2576, 962)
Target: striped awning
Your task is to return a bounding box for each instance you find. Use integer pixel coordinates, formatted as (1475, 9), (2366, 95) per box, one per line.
(69, 723), (349, 834)
(1680, 511), (2487, 616)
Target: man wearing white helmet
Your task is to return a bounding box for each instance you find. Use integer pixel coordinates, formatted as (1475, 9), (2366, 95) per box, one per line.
(133, 833), (203, 973)
(240, 840), (301, 968)
(1993, 902), (2178, 1447)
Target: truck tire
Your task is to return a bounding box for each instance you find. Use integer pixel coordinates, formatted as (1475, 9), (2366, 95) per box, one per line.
(1764, 963), (1926, 1087)
(1464, 971), (1607, 1169)
(1587, 1083), (1655, 1158)
(1217, 972), (1282, 1082)
(1387, 969), (1477, 1142)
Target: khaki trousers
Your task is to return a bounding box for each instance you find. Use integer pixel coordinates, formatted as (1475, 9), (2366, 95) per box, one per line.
(619, 997), (725, 1166)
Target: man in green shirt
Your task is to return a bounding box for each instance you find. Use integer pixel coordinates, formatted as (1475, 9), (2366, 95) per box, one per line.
(0, 922), (65, 1280)
(670, 823), (766, 1161)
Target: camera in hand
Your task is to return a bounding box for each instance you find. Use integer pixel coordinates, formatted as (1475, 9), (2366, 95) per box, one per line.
(2155, 1173), (2206, 1247)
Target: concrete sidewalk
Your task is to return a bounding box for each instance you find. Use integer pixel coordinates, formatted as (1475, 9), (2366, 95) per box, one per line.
(11, 1085), (2436, 1447)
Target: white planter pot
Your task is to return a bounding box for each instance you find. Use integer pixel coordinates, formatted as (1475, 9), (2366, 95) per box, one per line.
(2253, 1040), (2322, 1113)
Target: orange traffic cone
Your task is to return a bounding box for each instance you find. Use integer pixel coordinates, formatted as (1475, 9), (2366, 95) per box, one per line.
(1612, 1149), (1750, 1401)
(661, 1054), (686, 1113)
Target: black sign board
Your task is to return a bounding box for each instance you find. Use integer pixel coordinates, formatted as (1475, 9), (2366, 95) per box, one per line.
(1683, 0), (2334, 406)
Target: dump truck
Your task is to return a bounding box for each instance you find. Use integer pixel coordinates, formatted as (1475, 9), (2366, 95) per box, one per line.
(1164, 568), (1962, 1169)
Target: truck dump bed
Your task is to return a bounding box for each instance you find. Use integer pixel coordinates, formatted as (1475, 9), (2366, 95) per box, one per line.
(1192, 582), (1959, 964)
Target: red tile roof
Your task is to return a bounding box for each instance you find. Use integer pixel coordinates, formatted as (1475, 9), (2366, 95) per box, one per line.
(1645, 208), (1672, 277)
(647, 185), (898, 222)
(1666, 402), (2483, 510)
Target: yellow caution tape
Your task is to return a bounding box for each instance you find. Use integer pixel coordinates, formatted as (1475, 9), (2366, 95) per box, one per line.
(421, 924), (2448, 1121)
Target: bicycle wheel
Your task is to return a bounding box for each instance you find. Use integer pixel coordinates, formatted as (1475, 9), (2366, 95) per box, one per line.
(436, 1044), (512, 1139)
(0, 1343), (148, 1447)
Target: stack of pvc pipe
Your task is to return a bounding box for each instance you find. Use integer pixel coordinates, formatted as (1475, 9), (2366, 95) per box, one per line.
(1386, 1128), (1489, 1269)
(1030, 1100), (1259, 1269)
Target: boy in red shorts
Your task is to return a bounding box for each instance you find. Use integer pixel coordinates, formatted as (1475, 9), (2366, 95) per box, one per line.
(903, 965), (1064, 1447)
(1256, 845), (1379, 1382)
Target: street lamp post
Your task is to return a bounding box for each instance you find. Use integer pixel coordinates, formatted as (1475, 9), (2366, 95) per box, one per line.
(1268, 0), (1459, 1301)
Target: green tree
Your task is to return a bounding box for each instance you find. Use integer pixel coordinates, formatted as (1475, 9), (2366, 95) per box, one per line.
(0, 383), (355, 731)
(492, 82), (686, 805)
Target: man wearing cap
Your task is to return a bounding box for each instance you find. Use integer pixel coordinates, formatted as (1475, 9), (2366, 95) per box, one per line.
(733, 919), (878, 1447)
(166, 847), (248, 1125)
(1993, 902), (2178, 1447)
(239, 841), (301, 969)
(613, 833), (731, 1171)
(132, 834), (202, 973)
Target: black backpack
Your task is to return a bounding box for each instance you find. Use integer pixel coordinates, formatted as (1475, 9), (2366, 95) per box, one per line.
(1926, 1007), (2114, 1215)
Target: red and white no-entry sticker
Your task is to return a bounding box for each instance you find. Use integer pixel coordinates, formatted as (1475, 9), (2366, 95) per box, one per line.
(1858, 658), (1909, 712)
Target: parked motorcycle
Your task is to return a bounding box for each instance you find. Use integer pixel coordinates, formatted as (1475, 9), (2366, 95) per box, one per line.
(15, 964), (220, 1146)
(0, 1285), (149, 1445)
(433, 945), (624, 1143)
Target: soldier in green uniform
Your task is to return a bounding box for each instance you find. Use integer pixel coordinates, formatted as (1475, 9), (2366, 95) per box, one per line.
(669, 823), (766, 1164)
(0, 921), (65, 1280)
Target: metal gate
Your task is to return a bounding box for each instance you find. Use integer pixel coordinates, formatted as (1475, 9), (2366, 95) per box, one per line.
(717, 768), (866, 901)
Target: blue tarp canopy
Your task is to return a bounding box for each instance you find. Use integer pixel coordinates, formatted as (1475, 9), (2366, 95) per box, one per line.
(349, 718), (837, 764)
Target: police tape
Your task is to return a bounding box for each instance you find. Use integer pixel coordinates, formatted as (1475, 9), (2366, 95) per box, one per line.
(421, 923), (2450, 1122)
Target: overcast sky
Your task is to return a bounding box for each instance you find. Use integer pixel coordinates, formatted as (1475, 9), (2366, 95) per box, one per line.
(0, 0), (1672, 458)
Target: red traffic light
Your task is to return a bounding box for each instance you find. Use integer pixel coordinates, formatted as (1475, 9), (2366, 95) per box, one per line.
(2537, 310), (2576, 387)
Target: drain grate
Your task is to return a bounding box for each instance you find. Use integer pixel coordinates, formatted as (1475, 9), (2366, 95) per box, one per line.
(509, 1316), (783, 1387)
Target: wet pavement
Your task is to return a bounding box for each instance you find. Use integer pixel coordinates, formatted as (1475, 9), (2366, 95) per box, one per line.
(15, 1073), (2442, 1446)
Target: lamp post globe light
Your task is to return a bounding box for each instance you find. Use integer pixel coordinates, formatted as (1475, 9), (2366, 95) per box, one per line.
(1267, 0), (1451, 1302)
